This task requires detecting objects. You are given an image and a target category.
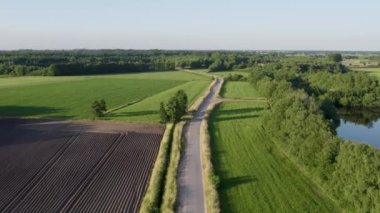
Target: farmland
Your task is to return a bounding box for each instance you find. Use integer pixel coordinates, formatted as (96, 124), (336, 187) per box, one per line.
(209, 102), (338, 212)
(1, 49), (379, 212)
(0, 71), (210, 122)
(0, 119), (163, 212)
(108, 80), (210, 123)
(352, 67), (380, 79)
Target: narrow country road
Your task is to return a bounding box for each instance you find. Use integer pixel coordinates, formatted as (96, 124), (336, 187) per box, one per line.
(177, 77), (222, 213)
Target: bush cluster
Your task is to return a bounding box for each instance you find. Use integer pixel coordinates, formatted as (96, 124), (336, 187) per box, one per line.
(91, 99), (107, 118)
(224, 73), (246, 81)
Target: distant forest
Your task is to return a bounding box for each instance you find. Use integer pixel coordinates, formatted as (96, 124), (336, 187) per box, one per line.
(1, 49), (378, 76)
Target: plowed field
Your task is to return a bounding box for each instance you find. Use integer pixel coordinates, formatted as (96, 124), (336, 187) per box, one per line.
(0, 119), (164, 213)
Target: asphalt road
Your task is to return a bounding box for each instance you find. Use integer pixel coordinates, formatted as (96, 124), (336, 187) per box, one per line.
(177, 78), (222, 213)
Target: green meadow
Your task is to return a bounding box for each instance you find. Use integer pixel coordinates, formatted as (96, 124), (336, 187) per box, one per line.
(210, 102), (338, 213)
(0, 71), (210, 121)
(108, 80), (210, 123)
(221, 81), (262, 99)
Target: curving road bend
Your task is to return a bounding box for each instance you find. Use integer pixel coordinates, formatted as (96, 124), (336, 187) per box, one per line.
(177, 77), (222, 213)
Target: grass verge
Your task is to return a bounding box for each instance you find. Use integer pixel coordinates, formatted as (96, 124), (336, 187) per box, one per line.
(142, 78), (217, 212)
(200, 103), (221, 213)
(140, 123), (174, 213)
(160, 121), (185, 212)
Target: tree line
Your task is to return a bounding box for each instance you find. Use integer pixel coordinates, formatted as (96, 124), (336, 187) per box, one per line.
(1, 50), (378, 76)
(0, 50), (282, 76)
(249, 54), (380, 212)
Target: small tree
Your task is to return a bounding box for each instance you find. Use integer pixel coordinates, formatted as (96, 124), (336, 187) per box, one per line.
(166, 96), (180, 122)
(159, 90), (188, 123)
(92, 99), (107, 118)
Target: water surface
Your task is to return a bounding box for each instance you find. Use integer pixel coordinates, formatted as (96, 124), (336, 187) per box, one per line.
(336, 108), (380, 149)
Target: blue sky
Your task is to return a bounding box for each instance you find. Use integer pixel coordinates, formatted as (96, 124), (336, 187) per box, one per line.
(1, 0), (379, 50)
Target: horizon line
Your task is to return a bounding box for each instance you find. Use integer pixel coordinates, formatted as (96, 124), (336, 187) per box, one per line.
(0, 48), (379, 53)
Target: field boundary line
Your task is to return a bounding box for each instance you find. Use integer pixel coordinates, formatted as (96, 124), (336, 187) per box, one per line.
(60, 132), (126, 212)
(2, 132), (80, 212)
(180, 69), (212, 79)
(107, 80), (202, 117)
(106, 99), (144, 114)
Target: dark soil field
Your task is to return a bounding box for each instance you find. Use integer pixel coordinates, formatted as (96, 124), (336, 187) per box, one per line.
(0, 119), (164, 213)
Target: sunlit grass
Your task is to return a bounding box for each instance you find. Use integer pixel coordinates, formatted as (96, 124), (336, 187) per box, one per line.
(221, 81), (262, 99)
(210, 102), (338, 212)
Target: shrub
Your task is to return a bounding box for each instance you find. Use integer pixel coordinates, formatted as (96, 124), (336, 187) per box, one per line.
(91, 99), (107, 117)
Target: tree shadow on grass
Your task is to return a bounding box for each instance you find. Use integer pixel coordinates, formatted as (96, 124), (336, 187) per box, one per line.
(218, 175), (258, 213)
(212, 107), (265, 122)
(220, 175), (258, 190)
(220, 83), (227, 98)
(214, 114), (260, 122)
(0, 105), (71, 119)
(218, 107), (265, 115)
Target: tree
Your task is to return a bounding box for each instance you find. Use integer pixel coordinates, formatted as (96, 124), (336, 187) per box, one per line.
(166, 96), (182, 122)
(175, 90), (188, 115)
(159, 102), (169, 123)
(92, 99), (107, 117)
(13, 65), (26, 76)
(159, 90), (188, 123)
(327, 53), (343, 63)
(208, 59), (224, 72)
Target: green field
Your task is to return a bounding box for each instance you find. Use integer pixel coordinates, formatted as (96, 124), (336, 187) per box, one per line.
(352, 67), (380, 78)
(210, 102), (338, 212)
(0, 71), (210, 121)
(221, 81), (262, 99)
(0, 71), (208, 89)
(108, 80), (210, 122)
